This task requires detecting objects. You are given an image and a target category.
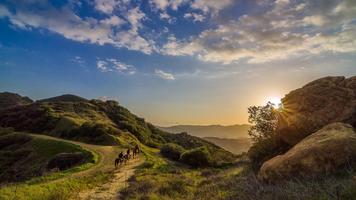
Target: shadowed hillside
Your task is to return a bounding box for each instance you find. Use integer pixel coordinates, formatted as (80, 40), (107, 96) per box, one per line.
(0, 92), (33, 110)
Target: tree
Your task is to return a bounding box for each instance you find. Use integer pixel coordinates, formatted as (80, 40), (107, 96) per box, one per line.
(247, 102), (286, 169)
(248, 102), (278, 142)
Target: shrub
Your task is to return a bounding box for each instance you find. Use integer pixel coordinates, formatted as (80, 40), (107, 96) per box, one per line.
(62, 122), (118, 145)
(160, 143), (185, 161)
(180, 146), (212, 168)
(247, 137), (289, 170)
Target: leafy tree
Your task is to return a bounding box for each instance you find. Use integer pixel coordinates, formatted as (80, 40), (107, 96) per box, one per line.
(247, 102), (289, 169)
(247, 102), (278, 142)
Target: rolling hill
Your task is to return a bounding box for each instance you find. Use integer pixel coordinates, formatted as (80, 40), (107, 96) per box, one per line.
(203, 137), (251, 155)
(158, 124), (251, 139)
(0, 92), (235, 165)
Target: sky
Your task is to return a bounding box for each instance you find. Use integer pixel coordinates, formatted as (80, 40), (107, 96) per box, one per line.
(0, 0), (355, 126)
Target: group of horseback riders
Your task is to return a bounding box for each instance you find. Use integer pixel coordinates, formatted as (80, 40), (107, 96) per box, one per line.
(115, 144), (140, 168)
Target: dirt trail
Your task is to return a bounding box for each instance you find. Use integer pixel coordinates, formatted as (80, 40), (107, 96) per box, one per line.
(29, 134), (143, 200)
(78, 158), (143, 200)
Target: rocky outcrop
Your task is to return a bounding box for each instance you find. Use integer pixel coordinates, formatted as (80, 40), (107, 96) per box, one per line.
(259, 123), (356, 182)
(277, 76), (356, 145)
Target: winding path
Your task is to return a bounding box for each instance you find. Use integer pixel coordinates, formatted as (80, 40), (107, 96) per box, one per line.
(29, 134), (143, 200)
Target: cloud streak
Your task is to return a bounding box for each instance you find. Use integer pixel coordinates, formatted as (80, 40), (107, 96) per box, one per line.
(155, 69), (176, 80)
(97, 58), (136, 74)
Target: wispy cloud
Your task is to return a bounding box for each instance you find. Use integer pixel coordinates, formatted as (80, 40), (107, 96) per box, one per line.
(97, 58), (136, 74)
(155, 69), (175, 80)
(71, 56), (86, 68)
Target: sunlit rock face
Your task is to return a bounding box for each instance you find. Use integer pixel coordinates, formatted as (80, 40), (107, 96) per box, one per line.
(259, 123), (356, 182)
(277, 76), (356, 145)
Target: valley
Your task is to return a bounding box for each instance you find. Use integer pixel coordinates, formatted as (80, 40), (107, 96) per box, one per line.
(1, 76), (356, 200)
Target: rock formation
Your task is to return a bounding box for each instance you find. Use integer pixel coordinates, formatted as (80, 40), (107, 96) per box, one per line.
(259, 123), (356, 181)
(277, 76), (356, 145)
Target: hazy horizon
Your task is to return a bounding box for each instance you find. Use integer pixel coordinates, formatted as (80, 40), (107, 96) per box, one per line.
(1, 0), (355, 126)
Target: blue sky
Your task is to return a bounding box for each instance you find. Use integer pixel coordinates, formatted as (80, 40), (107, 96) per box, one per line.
(0, 0), (355, 126)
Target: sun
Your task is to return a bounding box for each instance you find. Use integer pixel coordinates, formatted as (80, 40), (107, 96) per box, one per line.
(266, 96), (282, 108)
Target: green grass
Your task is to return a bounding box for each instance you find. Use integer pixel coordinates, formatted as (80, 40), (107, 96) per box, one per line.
(0, 134), (103, 200)
(0, 170), (110, 200)
(121, 148), (356, 200)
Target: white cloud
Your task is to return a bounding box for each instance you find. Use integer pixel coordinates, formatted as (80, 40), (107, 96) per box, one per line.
(97, 58), (136, 74)
(155, 69), (175, 80)
(97, 60), (111, 72)
(190, 0), (233, 14)
(184, 12), (205, 22)
(100, 15), (125, 27)
(150, 0), (231, 15)
(159, 12), (176, 24)
(161, 0), (356, 64)
(151, 0), (170, 10)
(94, 0), (119, 14)
(0, 2), (155, 54)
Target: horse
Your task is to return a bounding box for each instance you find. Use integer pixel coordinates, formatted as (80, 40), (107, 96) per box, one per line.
(115, 151), (124, 168)
(123, 153), (130, 164)
(114, 157), (123, 168)
(133, 145), (140, 158)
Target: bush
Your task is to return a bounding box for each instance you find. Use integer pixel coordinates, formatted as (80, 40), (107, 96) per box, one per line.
(160, 143), (185, 161)
(61, 122), (118, 145)
(247, 137), (289, 170)
(180, 146), (212, 168)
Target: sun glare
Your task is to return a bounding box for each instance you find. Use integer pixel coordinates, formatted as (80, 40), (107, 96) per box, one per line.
(267, 96), (282, 108)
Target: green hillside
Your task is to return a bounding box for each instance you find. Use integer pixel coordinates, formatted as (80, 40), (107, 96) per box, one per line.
(0, 127), (94, 184)
(0, 92), (235, 165)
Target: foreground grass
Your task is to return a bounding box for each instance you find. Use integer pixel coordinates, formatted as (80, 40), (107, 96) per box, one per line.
(0, 171), (110, 200)
(121, 148), (356, 200)
(121, 145), (241, 200)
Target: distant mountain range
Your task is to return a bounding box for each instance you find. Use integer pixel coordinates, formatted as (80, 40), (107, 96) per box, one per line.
(158, 124), (251, 139)
(203, 137), (251, 155)
(158, 124), (252, 155)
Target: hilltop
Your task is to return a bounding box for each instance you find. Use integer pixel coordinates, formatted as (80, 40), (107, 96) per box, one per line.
(0, 92), (33, 110)
(37, 94), (88, 103)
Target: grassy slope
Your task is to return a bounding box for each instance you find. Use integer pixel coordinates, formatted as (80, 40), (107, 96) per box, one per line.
(123, 151), (356, 200)
(0, 129), (94, 184)
(121, 145), (243, 200)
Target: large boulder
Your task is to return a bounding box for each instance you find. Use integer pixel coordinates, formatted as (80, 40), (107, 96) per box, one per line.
(277, 76), (356, 145)
(259, 123), (356, 182)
